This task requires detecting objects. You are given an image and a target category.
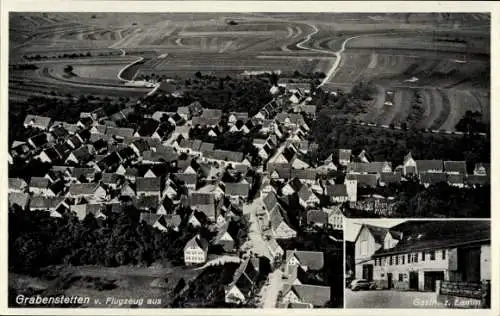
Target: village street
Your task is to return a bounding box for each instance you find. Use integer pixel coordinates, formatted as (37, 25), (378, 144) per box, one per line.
(242, 192), (272, 260)
(258, 268), (284, 308)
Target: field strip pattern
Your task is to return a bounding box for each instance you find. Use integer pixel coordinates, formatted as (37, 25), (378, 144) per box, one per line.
(415, 89), (432, 129)
(430, 89), (451, 130)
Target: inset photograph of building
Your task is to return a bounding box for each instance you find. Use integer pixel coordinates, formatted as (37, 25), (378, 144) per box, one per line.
(344, 219), (490, 308)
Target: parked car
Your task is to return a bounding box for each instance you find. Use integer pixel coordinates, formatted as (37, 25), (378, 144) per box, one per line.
(350, 279), (376, 291)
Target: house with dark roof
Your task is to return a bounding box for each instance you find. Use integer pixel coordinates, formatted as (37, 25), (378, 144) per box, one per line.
(184, 234), (209, 265)
(326, 184), (349, 203)
(419, 172), (447, 188)
(466, 175), (489, 188)
(172, 172), (197, 191)
(213, 223), (236, 253)
(29, 177), (51, 196)
(224, 256), (259, 304)
(447, 174), (465, 188)
(416, 160), (443, 174)
(224, 182), (250, 199)
(105, 127), (134, 139)
(189, 192), (216, 220)
(306, 209), (328, 227)
(444, 161), (467, 175)
(379, 172), (402, 187)
(346, 173), (378, 189)
(136, 177), (162, 196)
(29, 196), (67, 213)
(284, 250), (324, 277)
(348, 162), (392, 175)
(65, 145), (94, 165)
(358, 221), (491, 294)
(269, 207), (297, 239)
(134, 119), (160, 137)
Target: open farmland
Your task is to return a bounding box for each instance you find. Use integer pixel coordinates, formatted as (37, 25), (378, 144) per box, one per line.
(9, 12), (490, 131)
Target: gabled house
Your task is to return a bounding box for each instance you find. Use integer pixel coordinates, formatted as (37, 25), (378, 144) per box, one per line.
(67, 183), (106, 201)
(134, 119), (160, 137)
(338, 149), (352, 166)
(173, 173), (197, 191)
(285, 250), (324, 276)
(105, 127), (134, 139)
(120, 182), (136, 197)
(306, 209), (328, 227)
(28, 133), (49, 149)
(65, 145), (94, 165)
(213, 223), (236, 252)
(189, 192), (216, 220)
(29, 196), (67, 213)
(281, 284), (331, 307)
(23, 115), (52, 130)
(71, 167), (97, 183)
(297, 186), (320, 208)
(8, 192), (30, 210)
(416, 160), (443, 174)
(419, 172), (447, 188)
(347, 162), (392, 175)
(29, 177), (51, 196)
(70, 203), (107, 221)
(101, 173), (122, 190)
(443, 161), (467, 175)
(184, 234), (209, 265)
(224, 256), (259, 304)
(326, 184), (349, 203)
(66, 134), (83, 149)
(268, 238), (285, 261)
(136, 177), (162, 196)
(270, 207), (297, 239)
(8, 178), (28, 193)
(323, 206), (343, 230)
(223, 182), (250, 200)
(473, 163), (490, 177)
(136, 195), (160, 211)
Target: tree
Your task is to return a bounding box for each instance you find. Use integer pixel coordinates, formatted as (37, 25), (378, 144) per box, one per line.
(64, 65), (74, 74)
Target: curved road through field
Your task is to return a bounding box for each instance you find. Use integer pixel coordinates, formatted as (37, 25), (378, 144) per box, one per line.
(295, 22), (362, 88)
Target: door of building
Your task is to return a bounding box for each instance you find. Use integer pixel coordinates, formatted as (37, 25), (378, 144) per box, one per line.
(387, 273), (393, 289)
(362, 264), (373, 281)
(409, 271), (419, 290)
(424, 271), (445, 291)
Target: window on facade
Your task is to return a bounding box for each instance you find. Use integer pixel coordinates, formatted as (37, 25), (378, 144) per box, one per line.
(399, 274), (403, 282)
(430, 250), (435, 260)
(361, 241), (368, 256)
(408, 253), (411, 263)
(442, 250), (446, 260)
(422, 252), (425, 261)
(395, 256), (399, 265)
(402, 255), (405, 264)
(389, 256), (393, 265)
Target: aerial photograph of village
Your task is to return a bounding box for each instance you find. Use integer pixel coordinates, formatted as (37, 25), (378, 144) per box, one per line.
(7, 11), (489, 309)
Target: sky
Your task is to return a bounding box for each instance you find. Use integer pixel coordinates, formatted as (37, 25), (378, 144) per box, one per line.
(344, 219), (406, 242)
